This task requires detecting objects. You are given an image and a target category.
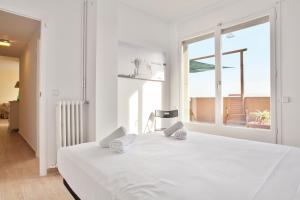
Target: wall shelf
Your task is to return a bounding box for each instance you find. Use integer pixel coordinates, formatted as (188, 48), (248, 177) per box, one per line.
(117, 74), (165, 83)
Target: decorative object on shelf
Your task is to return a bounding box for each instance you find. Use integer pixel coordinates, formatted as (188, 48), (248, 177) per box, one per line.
(132, 57), (141, 78)
(118, 41), (166, 82)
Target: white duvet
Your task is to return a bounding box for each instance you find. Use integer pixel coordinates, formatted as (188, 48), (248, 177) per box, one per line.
(58, 132), (300, 200)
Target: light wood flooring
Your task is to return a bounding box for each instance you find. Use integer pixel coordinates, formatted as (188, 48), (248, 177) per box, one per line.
(0, 121), (73, 200)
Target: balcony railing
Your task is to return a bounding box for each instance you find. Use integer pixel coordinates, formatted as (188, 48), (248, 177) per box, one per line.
(189, 96), (270, 129)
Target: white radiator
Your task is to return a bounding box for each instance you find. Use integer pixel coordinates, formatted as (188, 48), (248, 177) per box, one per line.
(56, 101), (84, 149)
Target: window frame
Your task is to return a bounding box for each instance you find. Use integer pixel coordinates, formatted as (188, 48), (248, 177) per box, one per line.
(180, 10), (278, 143)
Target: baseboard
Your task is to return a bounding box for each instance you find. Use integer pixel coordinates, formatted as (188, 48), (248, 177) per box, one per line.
(19, 131), (37, 153)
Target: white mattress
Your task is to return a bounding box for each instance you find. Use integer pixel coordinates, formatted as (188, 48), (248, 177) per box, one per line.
(57, 132), (300, 200)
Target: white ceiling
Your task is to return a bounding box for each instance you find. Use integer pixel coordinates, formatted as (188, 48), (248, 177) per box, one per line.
(0, 10), (40, 58)
(118, 0), (233, 21)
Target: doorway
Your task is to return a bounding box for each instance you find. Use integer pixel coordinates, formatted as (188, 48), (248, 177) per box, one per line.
(0, 9), (42, 172)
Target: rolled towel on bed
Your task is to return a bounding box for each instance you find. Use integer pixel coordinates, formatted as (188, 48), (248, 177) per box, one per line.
(109, 134), (137, 153)
(174, 128), (187, 140)
(163, 121), (184, 137)
(99, 126), (127, 148)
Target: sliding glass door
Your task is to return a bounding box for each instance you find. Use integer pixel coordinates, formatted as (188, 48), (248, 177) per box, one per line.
(182, 15), (276, 139)
(222, 17), (271, 130)
(186, 34), (216, 124)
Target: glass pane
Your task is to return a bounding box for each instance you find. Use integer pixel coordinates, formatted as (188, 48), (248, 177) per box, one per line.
(188, 35), (215, 123)
(222, 20), (271, 129)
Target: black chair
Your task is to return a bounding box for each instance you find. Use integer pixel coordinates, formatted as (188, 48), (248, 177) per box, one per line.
(154, 110), (178, 131)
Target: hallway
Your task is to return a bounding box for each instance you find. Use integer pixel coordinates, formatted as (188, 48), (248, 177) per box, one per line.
(0, 122), (72, 200)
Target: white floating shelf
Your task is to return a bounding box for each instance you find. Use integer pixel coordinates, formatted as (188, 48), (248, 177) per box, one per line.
(118, 74), (165, 83)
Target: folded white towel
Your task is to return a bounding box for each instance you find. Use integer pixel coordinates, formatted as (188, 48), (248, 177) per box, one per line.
(109, 134), (137, 153)
(163, 121), (184, 137)
(174, 128), (187, 140)
(99, 127), (127, 148)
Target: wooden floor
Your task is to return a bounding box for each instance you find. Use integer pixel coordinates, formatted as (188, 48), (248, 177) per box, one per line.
(0, 121), (73, 200)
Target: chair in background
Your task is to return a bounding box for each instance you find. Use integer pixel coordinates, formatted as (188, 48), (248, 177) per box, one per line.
(143, 110), (179, 134)
(154, 110), (178, 131)
(144, 112), (155, 134)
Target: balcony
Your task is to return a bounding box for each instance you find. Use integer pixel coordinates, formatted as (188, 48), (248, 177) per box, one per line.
(189, 96), (271, 129)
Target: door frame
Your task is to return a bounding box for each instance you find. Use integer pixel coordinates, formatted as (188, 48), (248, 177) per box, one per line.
(0, 7), (47, 176)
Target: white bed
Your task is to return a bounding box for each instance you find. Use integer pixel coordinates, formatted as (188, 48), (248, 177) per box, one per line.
(57, 131), (300, 200)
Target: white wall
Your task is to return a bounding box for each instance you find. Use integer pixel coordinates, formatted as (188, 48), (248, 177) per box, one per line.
(116, 3), (171, 133)
(95, 0), (118, 140)
(170, 0), (300, 147)
(117, 3), (170, 50)
(280, 0), (300, 147)
(86, 0), (97, 142)
(19, 29), (39, 151)
(0, 56), (19, 104)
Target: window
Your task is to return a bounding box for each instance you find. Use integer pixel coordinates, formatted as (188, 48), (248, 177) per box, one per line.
(187, 34), (216, 124)
(182, 16), (274, 131)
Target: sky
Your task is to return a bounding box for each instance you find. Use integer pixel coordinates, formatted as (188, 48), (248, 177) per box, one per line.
(188, 22), (271, 98)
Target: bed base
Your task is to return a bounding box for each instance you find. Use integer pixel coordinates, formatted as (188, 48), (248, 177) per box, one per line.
(63, 179), (81, 200)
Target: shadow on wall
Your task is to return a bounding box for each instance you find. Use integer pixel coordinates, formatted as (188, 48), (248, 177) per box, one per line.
(118, 78), (163, 134)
